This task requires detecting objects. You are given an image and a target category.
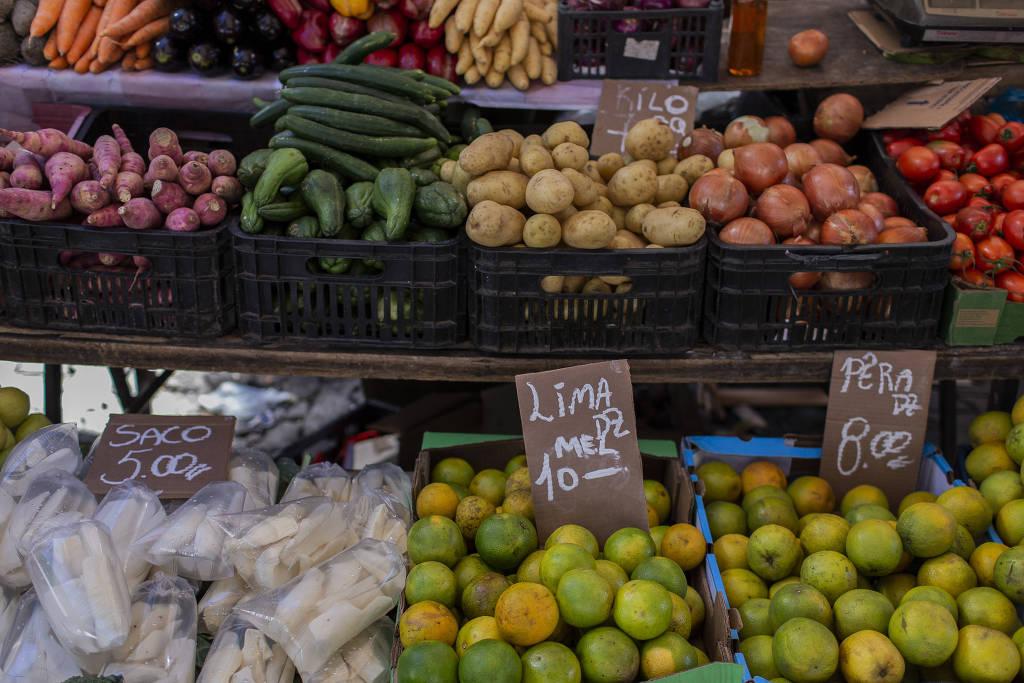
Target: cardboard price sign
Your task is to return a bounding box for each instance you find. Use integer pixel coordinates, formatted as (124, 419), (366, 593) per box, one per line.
(820, 351), (936, 503)
(591, 80), (698, 158)
(85, 415), (235, 499)
(862, 78), (1000, 130)
(515, 360), (647, 542)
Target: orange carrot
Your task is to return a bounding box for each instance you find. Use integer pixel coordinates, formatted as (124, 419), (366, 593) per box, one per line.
(66, 5), (101, 64)
(98, 0), (135, 36)
(94, 0), (106, 7)
(123, 16), (167, 47)
(98, 35), (123, 64)
(74, 56), (91, 73)
(89, 58), (107, 73)
(134, 56), (153, 70)
(49, 56), (69, 69)
(30, 0), (65, 37)
(103, 0), (174, 38)
(43, 32), (58, 60)
(134, 41), (150, 58)
(56, 0), (90, 54)
(122, 52), (136, 69)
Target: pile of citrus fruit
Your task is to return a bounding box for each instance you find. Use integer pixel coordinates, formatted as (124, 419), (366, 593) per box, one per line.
(961, 395), (1024, 545)
(396, 454), (710, 683)
(0, 385), (49, 463)
(696, 457), (1024, 683)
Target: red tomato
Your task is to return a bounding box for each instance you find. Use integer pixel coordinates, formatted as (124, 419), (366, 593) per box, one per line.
(992, 212), (1006, 238)
(966, 143), (1010, 176)
(969, 114), (1003, 146)
(924, 180), (969, 215)
(955, 206), (993, 241)
(950, 232), (977, 271)
(927, 121), (961, 144)
(883, 130), (920, 145)
(1012, 152), (1024, 174)
(1003, 210), (1024, 251)
(897, 146), (941, 183)
(943, 213), (958, 224)
(886, 138), (919, 159)
(990, 173), (1018, 200)
(999, 121), (1024, 154)
(927, 140), (968, 171)
(1003, 180), (1024, 211)
(996, 270), (1024, 303)
(960, 173), (994, 198)
(970, 195), (999, 211)
(961, 268), (993, 287)
(936, 169), (957, 183)
(977, 235), (1016, 273)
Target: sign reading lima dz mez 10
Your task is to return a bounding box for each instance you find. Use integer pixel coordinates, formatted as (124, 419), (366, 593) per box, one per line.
(515, 360), (647, 543)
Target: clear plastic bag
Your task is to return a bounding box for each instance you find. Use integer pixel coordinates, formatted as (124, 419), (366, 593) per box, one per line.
(0, 424), (82, 500)
(354, 463), (412, 513)
(197, 614), (295, 683)
(25, 518), (132, 657)
(136, 481), (247, 581)
(95, 482), (168, 592)
(306, 618), (393, 683)
(198, 575), (250, 636)
(346, 493), (408, 555)
(0, 587), (22, 653)
(234, 538), (405, 678)
(280, 463), (353, 504)
(230, 449), (280, 511)
(217, 497), (360, 592)
(0, 591), (82, 682)
(0, 469), (97, 588)
(101, 573), (198, 683)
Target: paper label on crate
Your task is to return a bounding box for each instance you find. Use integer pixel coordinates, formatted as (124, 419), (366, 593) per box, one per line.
(515, 360), (647, 543)
(956, 308), (1001, 328)
(592, 80), (698, 157)
(862, 78), (1001, 130)
(820, 351), (936, 504)
(85, 415), (234, 499)
(623, 38), (661, 61)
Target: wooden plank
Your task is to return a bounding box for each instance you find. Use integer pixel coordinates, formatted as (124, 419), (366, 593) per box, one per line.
(1, 325), (1021, 384)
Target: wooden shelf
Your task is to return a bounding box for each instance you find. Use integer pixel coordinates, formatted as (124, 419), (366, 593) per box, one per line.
(1, 325), (1020, 384)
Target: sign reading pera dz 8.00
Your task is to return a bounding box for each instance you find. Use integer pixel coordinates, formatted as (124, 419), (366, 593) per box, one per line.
(515, 360), (647, 543)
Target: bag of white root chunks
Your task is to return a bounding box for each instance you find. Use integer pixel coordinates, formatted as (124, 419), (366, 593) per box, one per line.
(198, 613), (295, 683)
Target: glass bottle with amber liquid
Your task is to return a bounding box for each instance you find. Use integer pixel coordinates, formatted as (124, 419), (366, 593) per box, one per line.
(728, 0), (767, 77)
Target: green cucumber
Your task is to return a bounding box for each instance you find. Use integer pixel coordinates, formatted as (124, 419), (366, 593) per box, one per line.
(250, 99), (289, 128)
(300, 170), (346, 237)
(286, 105), (422, 138)
(356, 65), (453, 100)
(279, 64), (437, 103)
(402, 147), (442, 168)
(284, 76), (410, 105)
(258, 195), (308, 222)
(409, 168), (438, 186)
(334, 32), (395, 65)
(269, 134), (379, 182)
(279, 114), (438, 158)
(281, 87), (451, 143)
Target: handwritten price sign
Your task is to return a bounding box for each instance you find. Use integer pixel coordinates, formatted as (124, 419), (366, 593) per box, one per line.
(85, 415), (234, 499)
(516, 360), (648, 542)
(591, 81), (698, 158)
(820, 351), (936, 503)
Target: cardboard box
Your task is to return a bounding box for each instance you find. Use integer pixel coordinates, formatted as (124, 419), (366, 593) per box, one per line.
(943, 280), (1024, 346)
(391, 432), (746, 683)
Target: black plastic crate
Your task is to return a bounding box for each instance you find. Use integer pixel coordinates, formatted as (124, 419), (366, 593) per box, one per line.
(232, 224), (463, 348)
(702, 135), (954, 350)
(557, 0), (723, 81)
(1, 221), (235, 336)
(470, 240), (705, 355)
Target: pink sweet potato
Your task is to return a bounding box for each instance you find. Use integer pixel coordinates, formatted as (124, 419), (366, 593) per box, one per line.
(94, 135), (121, 191)
(120, 152), (146, 176)
(151, 180), (189, 214)
(10, 165), (43, 190)
(165, 206), (200, 232)
(118, 197), (162, 229)
(183, 150), (208, 165)
(67, 253), (103, 269)
(207, 149), (237, 177)
(133, 255), (151, 271)
(0, 128), (92, 158)
(211, 175), (243, 205)
(143, 154), (177, 188)
(147, 128), (183, 164)
(178, 160), (212, 195)
(88, 160), (101, 182)
(70, 180), (111, 213)
(59, 249), (82, 266)
(0, 148), (13, 172)
(85, 205), (125, 227)
(45, 152), (89, 208)
(111, 124), (134, 155)
(98, 252), (128, 266)
(13, 149), (41, 169)
(192, 193), (226, 227)
(0, 188), (72, 221)
(0, 171), (9, 189)
(115, 171), (144, 203)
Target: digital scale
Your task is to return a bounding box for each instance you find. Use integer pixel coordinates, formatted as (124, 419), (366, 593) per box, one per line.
(870, 0), (1024, 44)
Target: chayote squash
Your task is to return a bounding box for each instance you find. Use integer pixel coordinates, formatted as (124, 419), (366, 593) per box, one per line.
(371, 167), (415, 241)
(413, 181), (467, 229)
(345, 181), (375, 229)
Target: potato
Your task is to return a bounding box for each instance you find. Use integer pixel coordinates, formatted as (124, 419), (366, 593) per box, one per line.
(601, 274), (630, 287)
(625, 203), (655, 234)
(562, 168), (598, 208)
(553, 205), (577, 223)
(522, 134), (544, 150)
(466, 200), (527, 246)
(655, 174), (688, 204)
(582, 278), (613, 294)
(563, 276), (586, 293)
(581, 196), (613, 216)
(646, 243), (664, 249)
(608, 161), (657, 207)
(497, 129), (524, 156)
(641, 206), (706, 247)
(459, 133), (515, 176)
(615, 281), (633, 294)
(451, 163), (473, 195)
(520, 145), (554, 176)
(656, 156), (677, 175)
(611, 206), (627, 231)
(609, 229), (646, 249)
(717, 149), (735, 172)
(542, 121), (589, 150)
(467, 170), (529, 209)
(625, 117), (675, 161)
(674, 155), (715, 186)
(540, 275), (564, 293)
(596, 153), (625, 182)
(594, 183), (608, 197)
(552, 143), (588, 171)
(658, 201), (681, 208)
(523, 214), (562, 248)
(582, 161), (604, 184)
(439, 159), (457, 183)
(562, 210), (616, 249)
(526, 169), (574, 213)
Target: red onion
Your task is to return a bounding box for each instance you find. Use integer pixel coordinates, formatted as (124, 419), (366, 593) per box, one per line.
(688, 173), (750, 225)
(720, 217), (776, 245)
(803, 163), (861, 220)
(755, 184), (812, 238)
(784, 143), (822, 178)
(734, 143), (788, 195)
(821, 209), (876, 245)
(766, 117), (797, 148)
(724, 115), (770, 148)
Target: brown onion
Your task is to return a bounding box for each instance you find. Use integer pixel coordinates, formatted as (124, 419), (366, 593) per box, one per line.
(821, 209), (876, 245)
(862, 192), (899, 218)
(724, 115), (770, 148)
(820, 271), (875, 291)
(803, 163), (861, 220)
(766, 116), (798, 148)
(717, 149), (736, 172)
(805, 222), (822, 242)
(857, 201), (885, 237)
(883, 216), (915, 230)
(809, 138), (854, 166)
(789, 29), (829, 67)
(755, 184), (811, 238)
(705, 167), (734, 178)
(813, 93), (865, 144)
(679, 127), (725, 161)
(784, 236), (822, 289)
(720, 217), (776, 245)
(781, 172), (801, 188)
(689, 173), (749, 224)
(734, 143), (788, 194)
(784, 143), (822, 178)
(877, 226), (927, 243)
(847, 165), (878, 194)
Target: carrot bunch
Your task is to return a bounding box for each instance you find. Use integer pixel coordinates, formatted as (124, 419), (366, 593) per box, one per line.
(30, 0), (180, 73)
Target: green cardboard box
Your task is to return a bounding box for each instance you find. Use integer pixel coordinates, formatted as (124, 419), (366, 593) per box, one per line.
(943, 279), (1024, 346)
